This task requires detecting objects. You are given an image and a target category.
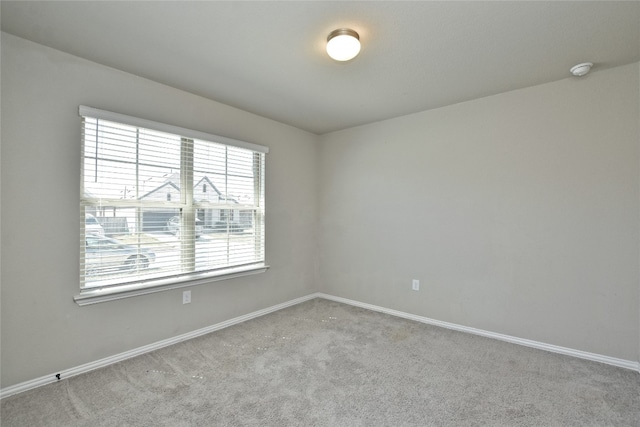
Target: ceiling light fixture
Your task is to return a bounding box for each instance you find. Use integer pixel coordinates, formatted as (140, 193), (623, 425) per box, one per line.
(326, 28), (361, 62)
(570, 62), (593, 77)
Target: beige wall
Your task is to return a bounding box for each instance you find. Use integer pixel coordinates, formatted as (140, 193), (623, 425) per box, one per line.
(0, 33), (319, 388)
(318, 63), (640, 361)
(2, 31), (639, 389)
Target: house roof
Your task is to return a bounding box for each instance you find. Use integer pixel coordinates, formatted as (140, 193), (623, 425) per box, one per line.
(139, 181), (180, 200)
(194, 176), (220, 196)
(140, 175), (238, 204)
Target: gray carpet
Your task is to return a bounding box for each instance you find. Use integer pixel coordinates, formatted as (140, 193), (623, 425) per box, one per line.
(2, 298), (639, 426)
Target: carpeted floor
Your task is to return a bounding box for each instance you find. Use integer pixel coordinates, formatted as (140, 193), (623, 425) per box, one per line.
(2, 298), (639, 426)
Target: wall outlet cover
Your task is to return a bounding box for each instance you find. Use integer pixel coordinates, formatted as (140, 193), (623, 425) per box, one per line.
(183, 290), (192, 304)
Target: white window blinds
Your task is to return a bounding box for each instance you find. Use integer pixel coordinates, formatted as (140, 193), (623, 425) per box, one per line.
(80, 106), (267, 291)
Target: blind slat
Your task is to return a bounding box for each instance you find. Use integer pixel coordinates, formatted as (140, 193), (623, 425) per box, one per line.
(80, 106), (269, 154)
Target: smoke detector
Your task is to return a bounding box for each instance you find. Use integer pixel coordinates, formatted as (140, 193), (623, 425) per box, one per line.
(570, 62), (593, 77)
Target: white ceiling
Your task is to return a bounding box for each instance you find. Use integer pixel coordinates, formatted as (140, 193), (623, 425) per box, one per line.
(2, 1), (639, 135)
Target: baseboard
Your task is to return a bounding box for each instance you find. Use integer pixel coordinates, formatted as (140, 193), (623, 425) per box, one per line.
(0, 293), (321, 399)
(3, 291), (637, 399)
(317, 293), (640, 373)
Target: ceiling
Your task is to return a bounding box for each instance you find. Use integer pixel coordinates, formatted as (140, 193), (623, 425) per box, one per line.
(2, 1), (639, 135)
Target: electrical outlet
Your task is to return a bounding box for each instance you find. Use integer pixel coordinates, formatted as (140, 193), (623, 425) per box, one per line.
(182, 290), (191, 304)
(412, 279), (420, 291)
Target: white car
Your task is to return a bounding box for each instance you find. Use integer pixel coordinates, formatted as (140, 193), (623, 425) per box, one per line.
(166, 216), (203, 238)
(85, 235), (155, 276)
(85, 214), (105, 235)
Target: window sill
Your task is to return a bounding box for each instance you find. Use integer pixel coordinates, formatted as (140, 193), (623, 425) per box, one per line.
(74, 264), (269, 306)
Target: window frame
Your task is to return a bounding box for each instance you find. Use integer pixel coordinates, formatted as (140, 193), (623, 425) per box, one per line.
(75, 106), (269, 305)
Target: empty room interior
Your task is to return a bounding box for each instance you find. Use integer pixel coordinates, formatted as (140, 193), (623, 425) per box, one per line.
(1, 1), (639, 426)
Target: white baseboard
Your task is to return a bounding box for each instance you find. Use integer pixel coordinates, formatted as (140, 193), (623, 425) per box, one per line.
(3, 291), (637, 399)
(317, 293), (640, 373)
(0, 293), (319, 399)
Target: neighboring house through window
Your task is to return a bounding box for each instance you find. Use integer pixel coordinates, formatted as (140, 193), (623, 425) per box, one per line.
(77, 106), (268, 303)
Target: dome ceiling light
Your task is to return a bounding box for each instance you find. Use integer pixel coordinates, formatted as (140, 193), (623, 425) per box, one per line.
(326, 28), (361, 62)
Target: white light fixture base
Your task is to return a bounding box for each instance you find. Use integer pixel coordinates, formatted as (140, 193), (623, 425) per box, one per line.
(570, 62), (593, 77)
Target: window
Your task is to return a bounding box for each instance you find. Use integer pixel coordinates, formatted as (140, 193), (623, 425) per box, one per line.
(77, 106), (268, 303)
